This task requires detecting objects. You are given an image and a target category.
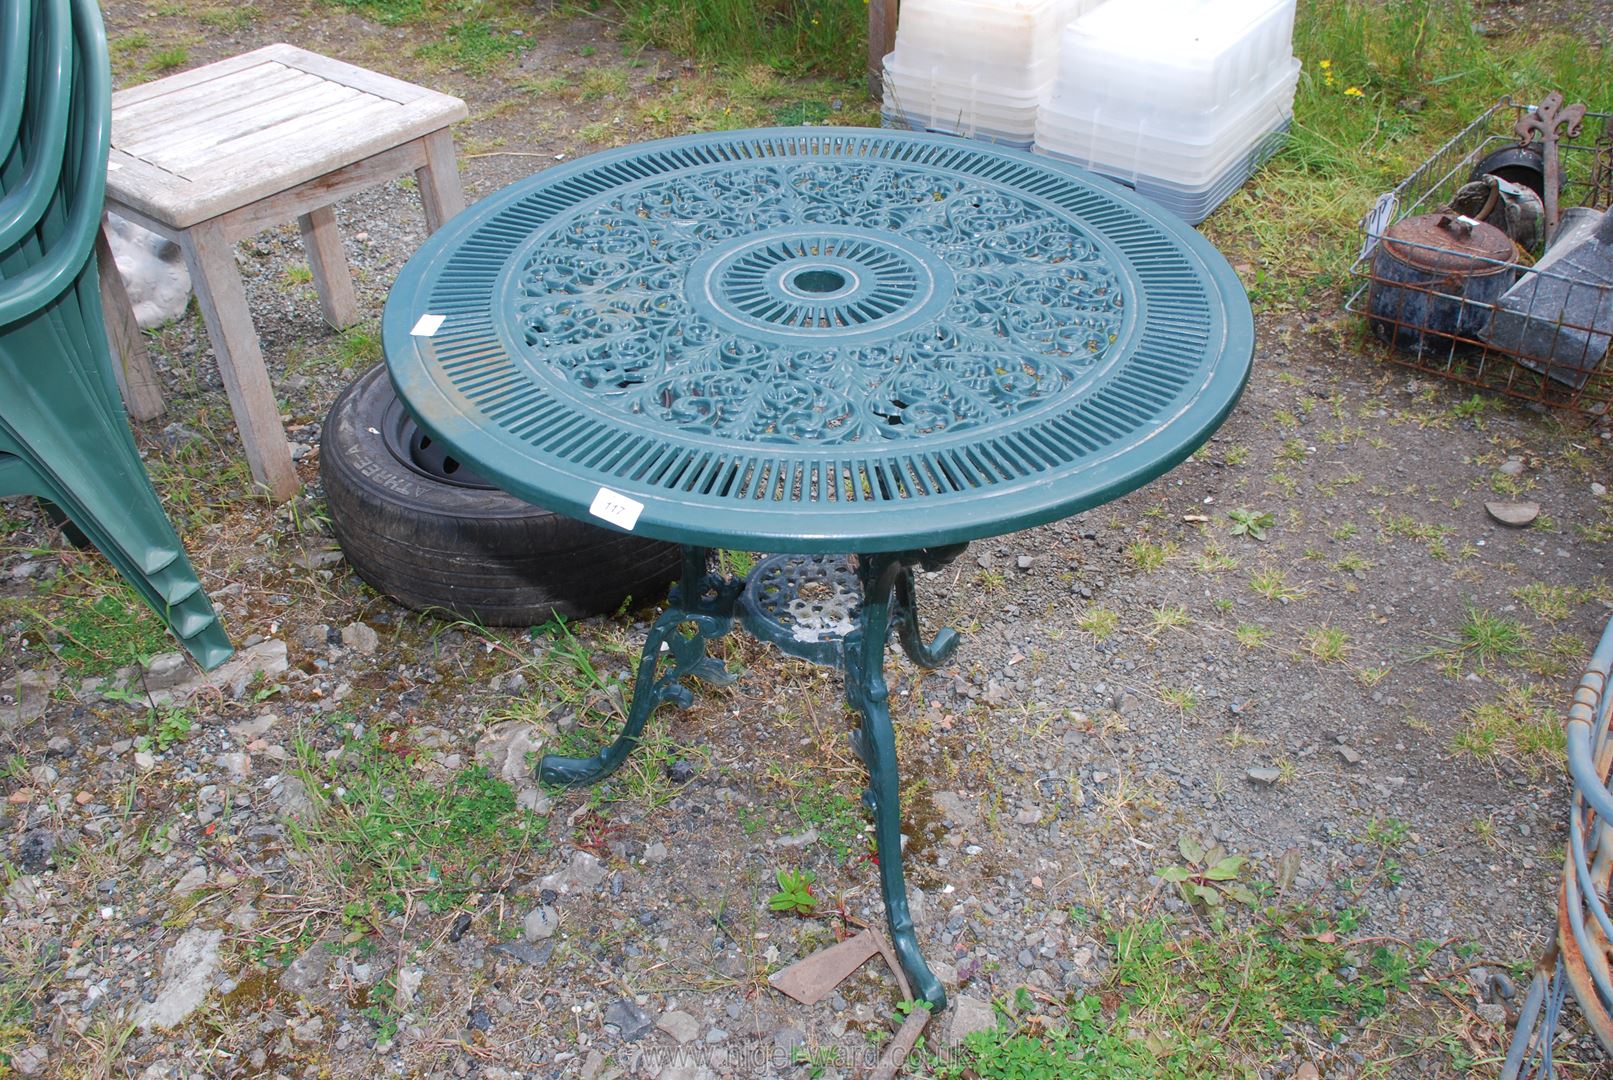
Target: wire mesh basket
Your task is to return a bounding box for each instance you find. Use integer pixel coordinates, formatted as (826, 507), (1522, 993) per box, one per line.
(1346, 98), (1613, 413)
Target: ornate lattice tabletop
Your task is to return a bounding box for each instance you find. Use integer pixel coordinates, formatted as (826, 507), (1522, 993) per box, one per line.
(383, 128), (1254, 1008)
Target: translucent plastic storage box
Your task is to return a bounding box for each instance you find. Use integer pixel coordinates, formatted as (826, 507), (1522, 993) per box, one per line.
(1050, 0), (1298, 112)
(1037, 59), (1299, 186)
(881, 0), (1109, 146)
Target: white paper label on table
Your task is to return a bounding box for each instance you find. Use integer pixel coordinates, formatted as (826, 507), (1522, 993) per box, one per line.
(411, 313), (446, 336)
(590, 487), (644, 531)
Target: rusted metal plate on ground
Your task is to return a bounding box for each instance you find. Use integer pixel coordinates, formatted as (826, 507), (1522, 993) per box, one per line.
(768, 930), (880, 1005)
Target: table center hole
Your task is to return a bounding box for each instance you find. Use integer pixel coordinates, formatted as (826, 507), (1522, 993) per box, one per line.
(790, 268), (848, 295)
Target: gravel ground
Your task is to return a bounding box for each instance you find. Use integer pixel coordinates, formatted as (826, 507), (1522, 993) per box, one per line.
(2, 3), (1612, 1079)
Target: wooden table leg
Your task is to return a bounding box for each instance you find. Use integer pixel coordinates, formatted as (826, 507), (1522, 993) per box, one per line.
(868, 0), (897, 100)
(94, 218), (167, 422)
(415, 128), (466, 234)
(297, 205), (359, 331)
(180, 220), (299, 501)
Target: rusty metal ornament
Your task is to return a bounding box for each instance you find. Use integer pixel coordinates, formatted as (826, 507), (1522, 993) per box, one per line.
(1514, 91), (1590, 242)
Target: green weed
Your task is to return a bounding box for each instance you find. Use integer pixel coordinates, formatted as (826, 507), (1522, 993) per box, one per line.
(1512, 582), (1581, 624)
(417, 20), (521, 73)
(1157, 835), (1254, 910)
(147, 47), (188, 73)
(1159, 688), (1198, 713)
(27, 582), (172, 679)
(786, 777), (866, 862)
(1150, 606), (1191, 634)
(1226, 508), (1274, 541)
(1452, 606), (1530, 670)
(931, 906), (1421, 1077)
(1234, 623), (1273, 648)
(1305, 627), (1349, 663)
(615, 0), (867, 78)
(767, 867), (817, 917)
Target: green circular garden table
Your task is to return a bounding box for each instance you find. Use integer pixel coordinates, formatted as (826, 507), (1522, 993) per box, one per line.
(383, 127), (1254, 1008)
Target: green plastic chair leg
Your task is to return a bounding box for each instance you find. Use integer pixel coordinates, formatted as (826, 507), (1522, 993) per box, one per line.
(0, 439), (232, 672)
(0, 306), (232, 671)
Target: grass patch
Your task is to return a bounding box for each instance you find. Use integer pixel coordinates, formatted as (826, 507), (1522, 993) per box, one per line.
(1249, 568), (1306, 602)
(416, 18), (522, 74)
(613, 0), (868, 79)
(931, 907), (1423, 1077)
(627, 70), (875, 137)
(294, 727), (548, 913)
(1126, 540), (1174, 573)
(1450, 683), (1564, 766)
(197, 4), (260, 31)
(142, 422), (262, 529)
(324, 0), (425, 26)
(782, 772), (867, 863)
(1304, 626), (1349, 663)
(15, 577), (173, 680)
(147, 46), (189, 73)
(1076, 606), (1119, 641)
(1150, 605), (1191, 634)
(1427, 606), (1531, 673)
(331, 323), (383, 372)
(1234, 623), (1273, 648)
(1512, 582), (1583, 624)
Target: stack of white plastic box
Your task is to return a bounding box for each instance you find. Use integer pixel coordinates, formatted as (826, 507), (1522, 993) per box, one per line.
(1033, 0), (1300, 223)
(881, 0), (1107, 149)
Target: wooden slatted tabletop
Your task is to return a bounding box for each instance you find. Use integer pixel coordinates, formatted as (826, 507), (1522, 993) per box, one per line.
(107, 43), (467, 230)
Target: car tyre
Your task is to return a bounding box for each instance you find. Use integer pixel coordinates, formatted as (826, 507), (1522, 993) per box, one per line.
(319, 364), (681, 626)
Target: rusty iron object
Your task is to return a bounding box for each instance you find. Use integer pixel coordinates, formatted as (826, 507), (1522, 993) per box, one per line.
(1515, 91), (1589, 242)
(1502, 618), (1613, 1077)
(770, 924), (934, 1079)
(766, 923), (915, 1006)
(1366, 212), (1517, 351)
(1381, 212), (1516, 272)
(1499, 941), (1564, 1080)
(869, 1008), (932, 1080)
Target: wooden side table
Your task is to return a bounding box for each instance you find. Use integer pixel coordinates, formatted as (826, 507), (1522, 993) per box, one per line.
(99, 43), (469, 501)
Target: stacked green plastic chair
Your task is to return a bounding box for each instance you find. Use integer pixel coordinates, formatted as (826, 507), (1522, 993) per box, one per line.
(0, 0), (231, 670)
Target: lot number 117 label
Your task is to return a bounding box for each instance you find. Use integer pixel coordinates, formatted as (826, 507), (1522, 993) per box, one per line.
(589, 487), (644, 531)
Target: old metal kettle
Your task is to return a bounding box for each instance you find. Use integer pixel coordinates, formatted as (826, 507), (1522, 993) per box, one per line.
(1367, 212), (1517, 352)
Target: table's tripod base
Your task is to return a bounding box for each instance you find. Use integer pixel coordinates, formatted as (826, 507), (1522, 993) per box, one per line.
(540, 545), (963, 1008)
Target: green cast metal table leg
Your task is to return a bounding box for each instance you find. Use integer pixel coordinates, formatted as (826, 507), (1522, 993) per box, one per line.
(846, 552), (947, 1009)
(539, 546), (743, 787)
(892, 544), (966, 670)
